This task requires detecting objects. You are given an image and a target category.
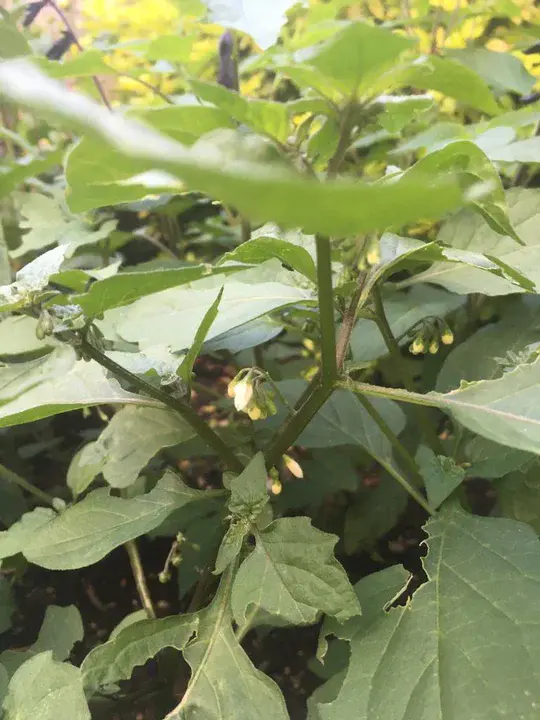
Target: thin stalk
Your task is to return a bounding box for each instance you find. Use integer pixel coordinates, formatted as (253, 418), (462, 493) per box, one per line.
(125, 539), (156, 619)
(372, 286), (443, 454)
(378, 458), (435, 516)
(326, 100), (356, 179)
(354, 393), (422, 483)
(45, 0), (112, 110)
(265, 384), (333, 467)
(0, 462), (56, 507)
(0, 126), (35, 155)
(114, 71), (174, 105)
(79, 337), (245, 473)
(335, 273), (367, 371)
(315, 234), (337, 387)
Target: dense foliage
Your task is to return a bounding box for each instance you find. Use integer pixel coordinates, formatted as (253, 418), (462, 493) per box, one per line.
(0, 0), (539, 718)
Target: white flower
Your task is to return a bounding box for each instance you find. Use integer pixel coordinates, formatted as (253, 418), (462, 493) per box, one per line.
(233, 380), (253, 411)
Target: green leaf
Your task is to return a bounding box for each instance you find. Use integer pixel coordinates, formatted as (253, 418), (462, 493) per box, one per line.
(0, 471), (203, 569)
(464, 435), (533, 479)
(84, 406), (197, 489)
(0, 13), (31, 60)
(3, 653), (90, 720)
(191, 79), (290, 143)
(66, 442), (106, 497)
(377, 95), (433, 134)
(487, 137), (540, 163)
(178, 569), (289, 719)
(306, 21), (414, 97)
(178, 286), (223, 385)
(116, 261), (314, 353)
(81, 614), (198, 691)
(0, 149), (63, 198)
(350, 285), (464, 364)
(232, 516), (361, 628)
(0, 664), (7, 708)
(0, 315), (52, 358)
(344, 471), (407, 554)
(0, 245), (71, 311)
(34, 51), (116, 79)
(416, 445), (465, 509)
(73, 264), (238, 317)
(10, 192), (116, 259)
(0, 605), (83, 678)
(447, 48), (535, 95)
(0, 61), (467, 236)
(310, 503), (540, 720)
(437, 297), (540, 392)
(497, 466), (540, 534)
(403, 54), (500, 116)
(0, 348), (148, 430)
(219, 230), (317, 284)
(214, 452), (269, 574)
(407, 188), (540, 295)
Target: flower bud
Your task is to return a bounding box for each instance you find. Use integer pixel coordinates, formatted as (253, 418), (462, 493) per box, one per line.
(441, 328), (454, 345)
(410, 336), (425, 355)
(233, 380), (253, 411)
(429, 339), (439, 355)
(158, 570), (171, 584)
(284, 455), (303, 479)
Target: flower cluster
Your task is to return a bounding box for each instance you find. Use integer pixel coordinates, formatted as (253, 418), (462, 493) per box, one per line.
(408, 317), (454, 355)
(227, 368), (278, 421)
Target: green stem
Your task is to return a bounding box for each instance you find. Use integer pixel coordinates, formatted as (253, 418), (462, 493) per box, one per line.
(326, 100), (356, 179)
(265, 384), (333, 467)
(372, 286), (443, 454)
(125, 539), (156, 619)
(354, 393), (422, 482)
(0, 463), (56, 507)
(80, 338), (245, 473)
(378, 458), (436, 516)
(315, 234), (337, 387)
(337, 378), (439, 408)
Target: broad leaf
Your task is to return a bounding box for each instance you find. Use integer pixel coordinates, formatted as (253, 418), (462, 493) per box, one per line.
(310, 503), (540, 720)
(0, 61), (467, 237)
(0, 605), (83, 678)
(177, 569), (289, 719)
(305, 21), (414, 97)
(81, 614), (198, 691)
(437, 296), (540, 392)
(0, 471), (204, 569)
(231, 516), (361, 628)
(0, 315), (53, 358)
(191, 79), (290, 143)
(0, 348), (149, 429)
(408, 188), (540, 295)
(82, 406), (197, 489)
(416, 446), (465, 509)
(0, 245), (71, 311)
(464, 435), (533, 479)
(116, 261), (314, 353)
(3, 652), (90, 720)
(497, 466), (540, 535)
(487, 137), (540, 163)
(447, 48), (535, 95)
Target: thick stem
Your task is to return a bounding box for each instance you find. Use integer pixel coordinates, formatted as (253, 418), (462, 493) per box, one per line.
(0, 462), (56, 507)
(79, 338), (245, 473)
(372, 286), (444, 454)
(45, 0), (112, 110)
(315, 234), (337, 387)
(125, 539), (156, 619)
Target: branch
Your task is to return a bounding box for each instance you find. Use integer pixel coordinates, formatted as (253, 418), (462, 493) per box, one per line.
(315, 234), (337, 387)
(372, 286), (444, 454)
(125, 539), (156, 619)
(79, 337), (245, 473)
(44, 0), (112, 110)
(0, 462), (56, 507)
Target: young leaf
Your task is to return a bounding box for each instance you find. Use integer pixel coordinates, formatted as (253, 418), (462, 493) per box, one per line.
(0, 605), (83, 678)
(81, 614), (198, 691)
(0, 471), (204, 570)
(175, 568), (289, 720)
(191, 79), (290, 143)
(0, 61), (467, 236)
(408, 188), (540, 295)
(3, 652), (90, 720)
(310, 503), (540, 720)
(305, 21), (414, 97)
(231, 516), (361, 628)
(81, 406), (197, 489)
(416, 446), (465, 509)
(178, 286), (223, 385)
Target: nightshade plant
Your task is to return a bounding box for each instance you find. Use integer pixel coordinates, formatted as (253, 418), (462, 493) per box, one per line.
(0, 0), (540, 718)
